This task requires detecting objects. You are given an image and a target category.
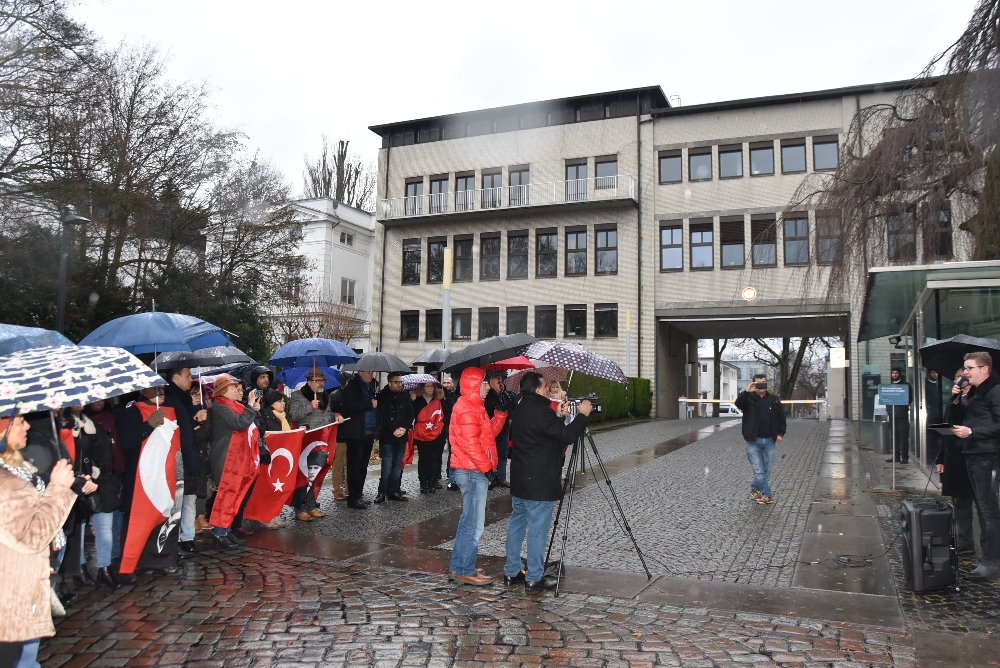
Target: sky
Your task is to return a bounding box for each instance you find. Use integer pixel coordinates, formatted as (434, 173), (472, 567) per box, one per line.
(71, 0), (978, 197)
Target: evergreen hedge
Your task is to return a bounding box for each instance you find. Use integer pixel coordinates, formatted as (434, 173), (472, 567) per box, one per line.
(564, 375), (652, 423)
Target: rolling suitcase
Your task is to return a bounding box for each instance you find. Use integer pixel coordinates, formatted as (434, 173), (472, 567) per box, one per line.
(899, 500), (956, 591)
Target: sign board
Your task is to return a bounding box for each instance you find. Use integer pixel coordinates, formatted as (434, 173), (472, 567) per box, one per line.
(874, 394), (887, 417)
(862, 373), (881, 420)
(741, 286), (757, 301)
(829, 347), (848, 368)
(879, 384), (910, 405)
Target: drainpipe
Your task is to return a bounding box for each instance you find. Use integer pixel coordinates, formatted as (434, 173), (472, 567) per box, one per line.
(635, 93), (642, 379)
(377, 137), (391, 351)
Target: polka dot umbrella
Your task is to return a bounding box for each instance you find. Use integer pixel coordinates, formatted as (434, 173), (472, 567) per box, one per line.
(520, 341), (628, 385)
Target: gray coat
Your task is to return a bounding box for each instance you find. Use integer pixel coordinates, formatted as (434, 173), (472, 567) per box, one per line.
(289, 388), (335, 430)
(209, 402), (259, 484)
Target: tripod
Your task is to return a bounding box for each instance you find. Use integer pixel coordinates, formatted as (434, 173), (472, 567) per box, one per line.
(544, 428), (652, 596)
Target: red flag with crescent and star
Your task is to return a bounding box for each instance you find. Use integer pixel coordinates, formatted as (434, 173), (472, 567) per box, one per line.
(293, 424), (337, 502)
(208, 397), (260, 529)
(242, 429), (305, 522)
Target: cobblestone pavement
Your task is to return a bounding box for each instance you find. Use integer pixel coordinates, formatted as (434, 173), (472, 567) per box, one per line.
(463, 421), (826, 586)
(43, 546), (917, 668)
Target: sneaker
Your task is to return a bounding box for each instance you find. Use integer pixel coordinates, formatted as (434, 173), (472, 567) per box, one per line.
(750, 490), (763, 501)
(50, 586), (66, 617)
(263, 518), (286, 529)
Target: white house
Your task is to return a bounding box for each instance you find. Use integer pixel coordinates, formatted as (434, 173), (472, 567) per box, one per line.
(698, 357), (739, 412)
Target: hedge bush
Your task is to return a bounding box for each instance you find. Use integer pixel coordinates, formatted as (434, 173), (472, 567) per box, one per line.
(564, 374), (652, 423)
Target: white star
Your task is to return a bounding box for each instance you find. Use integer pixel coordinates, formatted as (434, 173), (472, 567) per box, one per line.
(272, 480), (284, 492)
(425, 422), (434, 429)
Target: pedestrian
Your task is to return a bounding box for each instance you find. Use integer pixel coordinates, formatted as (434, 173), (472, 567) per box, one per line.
(503, 372), (590, 590)
(447, 367), (508, 586)
(886, 368), (913, 464)
(162, 367), (202, 557)
(0, 415), (77, 668)
(327, 378), (350, 500)
(59, 407), (102, 589)
(484, 373), (512, 487)
(289, 369), (336, 430)
(413, 382), (446, 494)
(441, 373), (459, 491)
(339, 370), (379, 510)
(257, 390), (292, 528)
(246, 365), (274, 403)
(375, 372), (414, 503)
(935, 369), (976, 555)
(187, 383), (213, 534)
(951, 351), (1000, 579)
(734, 374), (787, 505)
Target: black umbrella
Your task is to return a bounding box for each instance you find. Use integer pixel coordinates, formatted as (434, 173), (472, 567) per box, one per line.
(412, 348), (451, 365)
(439, 333), (538, 374)
(919, 334), (1000, 376)
(343, 351), (412, 373)
(151, 345), (255, 371)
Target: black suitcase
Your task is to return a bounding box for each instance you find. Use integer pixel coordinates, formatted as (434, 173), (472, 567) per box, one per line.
(899, 500), (956, 591)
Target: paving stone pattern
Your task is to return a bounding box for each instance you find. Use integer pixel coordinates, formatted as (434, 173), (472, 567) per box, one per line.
(459, 421), (827, 587)
(42, 546), (916, 667)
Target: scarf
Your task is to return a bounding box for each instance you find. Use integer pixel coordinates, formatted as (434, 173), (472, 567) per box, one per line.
(301, 385), (329, 411)
(209, 397), (259, 529)
(272, 409), (291, 431)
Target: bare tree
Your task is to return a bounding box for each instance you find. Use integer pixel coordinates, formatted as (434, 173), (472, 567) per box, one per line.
(268, 283), (369, 349)
(302, 136), (375, 211)
(711, 338), (728, 416)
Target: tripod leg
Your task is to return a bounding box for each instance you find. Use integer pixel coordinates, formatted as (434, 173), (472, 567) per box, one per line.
(545, 441), (578, 566)
(555, 437), (584, 597)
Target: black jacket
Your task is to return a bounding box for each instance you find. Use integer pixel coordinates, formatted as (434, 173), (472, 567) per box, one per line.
(74, 416), (121, 514)
(960, 374), (1000, 455)
(485, 389), (512, 446)
(509, 392), (589, 501)
(338, 376), (377, 441)
(442, 388), (458, 438)
(163, 381), (200, 484)
(734, 391), (787, 442)
(115, 399), (157, 510)
(190, 405), (212, 499)
(935, 392), (974, 498)
(376, 386), (414, 446)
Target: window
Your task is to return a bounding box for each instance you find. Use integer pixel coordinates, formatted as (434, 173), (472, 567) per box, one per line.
(750, 142), (774, 176)
(400, 311), (419, 341)
(813, 136), (839, 170)
(430, 177), (449, 214)
(340, 278), (356, 305)
(688, 148), (712, 181)
(595, 158), (618, 189)
(595, 226), (617, 274)
(660, 223), (683, 270)
(887, 210), (916, 261)
(339, 231), (354, 246)
(536, 230), (557, 277)
(456, 174), (475, 211)
(405, 180), (423, 215)
(783, 216), (809, 264)
(402, 239), (420, 285)
(566, 162), (587, 201)
(564, 305), (586, 338)
(427, 238), (446, 283)
(924, 206), (953, 260)
(426, 310), (442, 341)
(594, 304), (618, 338)
(510, 168), (530, 206)
(659, 150), (682, 183)
(816, 212), (841, 264)
(751, 216), (777, 266)
(781, 139), (806, 173)
(719, 145), (743, 179)
(452, 309), (472, 340)
(535, 306), (556, 339)
(566, 228), (587, 276)
(506, 307), (528, 335)
(720, 217), (745, 268)
(453, 237), (473, 281)
(690, 219), (714, 269)
(482, 171), (502, 208)
(480, 234), (500, 280)
(479, 308), (499, 339)
(507, 231), (528, 279)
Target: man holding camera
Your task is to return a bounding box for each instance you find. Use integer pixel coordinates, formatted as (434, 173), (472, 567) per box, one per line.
(503, 372), (591, 590)
(734, 374), (786, 505)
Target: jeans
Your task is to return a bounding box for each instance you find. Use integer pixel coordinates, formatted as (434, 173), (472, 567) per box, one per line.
(345, 434), (375, 500)
(965, 453), (1000, 565)
(448, 469), (489, 576)
(179, 494), (197, 542)
(15, 638), (39, 668)
(91, 512), (114, 568)
(112, 509), (124, 560)
(504, 497), (554, 582)
(745, 437), (776, 497)
(954, 496), (976, 551)
(377, 440), (405, 496)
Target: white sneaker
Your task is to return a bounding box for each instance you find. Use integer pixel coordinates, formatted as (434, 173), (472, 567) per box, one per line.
(264, 518), (286, 529)
(50, 586), (66, 617)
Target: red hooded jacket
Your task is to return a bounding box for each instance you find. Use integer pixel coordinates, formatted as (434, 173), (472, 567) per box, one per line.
(449, 367), (507, 473)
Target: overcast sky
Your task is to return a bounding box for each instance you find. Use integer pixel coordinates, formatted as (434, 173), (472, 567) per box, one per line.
(72, 0), (977, 196)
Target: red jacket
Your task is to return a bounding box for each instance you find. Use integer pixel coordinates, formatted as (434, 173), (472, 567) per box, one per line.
(449, 367), (507, 472)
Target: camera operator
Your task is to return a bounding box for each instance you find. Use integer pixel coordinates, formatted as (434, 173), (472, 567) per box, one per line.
(503, 372), (591, 590)
(951, 351), (1000, 580)
(734, 374), (786, 505)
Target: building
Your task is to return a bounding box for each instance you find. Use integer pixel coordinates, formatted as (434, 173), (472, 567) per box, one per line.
(697, 357), (739, 415)
(367, 80), (973, 427)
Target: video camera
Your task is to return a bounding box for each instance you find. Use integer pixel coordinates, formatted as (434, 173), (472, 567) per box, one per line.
(566, 392), (602, 416)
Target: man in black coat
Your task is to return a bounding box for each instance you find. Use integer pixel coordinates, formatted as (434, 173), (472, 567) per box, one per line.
(484, 373), (513, 487)
(885, 368), (913, 463)
(952, 351), (1000, 579)
(441, 373), (459, 490)
(338, 370), (379, 509)
(734, 374), (787, 505)
(936, 369), (975, 554)
(374, 372), (414, 503)
(503, 372), (591, 591)
(163, 367), (204, 555)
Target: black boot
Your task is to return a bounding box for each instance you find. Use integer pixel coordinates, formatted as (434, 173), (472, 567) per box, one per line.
(74, 565), (96, 587)
(96, 567), (121, 589)
(56, 580), (76, 605)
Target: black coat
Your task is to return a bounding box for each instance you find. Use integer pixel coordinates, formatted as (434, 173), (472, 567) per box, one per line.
(509, 392), (589, 501)
(163, 381), (200, 485)
(190, 406), (212, 499)
(75, 416), (121, 514)
(485, 389), (512, 446)
(960, 374), (1000, 455)
(376, 386), (414, 446)
(115, 400), (156, 510)
(734, 391), (787, 442)
(935, 392), (974, 498)
(338, 376), (377, 441)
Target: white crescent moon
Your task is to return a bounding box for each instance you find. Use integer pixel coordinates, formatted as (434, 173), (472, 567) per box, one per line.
(299, 440), (325, 477)
(139, 419), (178, 516)
(269, 448), (294, 478)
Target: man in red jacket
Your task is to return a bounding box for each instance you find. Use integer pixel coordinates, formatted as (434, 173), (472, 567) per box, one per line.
(447, 367), (507, 585)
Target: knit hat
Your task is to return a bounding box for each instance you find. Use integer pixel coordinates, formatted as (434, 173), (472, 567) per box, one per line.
(212, 374), (240, 398)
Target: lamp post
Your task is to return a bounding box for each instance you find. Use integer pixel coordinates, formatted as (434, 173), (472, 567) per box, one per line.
(56, 205), (91, 333)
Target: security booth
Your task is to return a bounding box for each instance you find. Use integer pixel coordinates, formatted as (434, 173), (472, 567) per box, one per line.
(857, 260), (1000, 468)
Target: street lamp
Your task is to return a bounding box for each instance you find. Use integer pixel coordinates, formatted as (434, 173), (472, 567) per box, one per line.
(56, 205), (91, 334)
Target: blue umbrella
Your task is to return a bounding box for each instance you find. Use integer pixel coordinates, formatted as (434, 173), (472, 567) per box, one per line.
(269, 338), (360, 368)
(79, 312), (231, 354)
(0, 324), (74, 357)
(277, 366), (342, 391)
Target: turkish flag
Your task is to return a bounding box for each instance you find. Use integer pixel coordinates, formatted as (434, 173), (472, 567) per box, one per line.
(120, 403), (180, 575)
(209, 398), (260, 529)
(243, 429), (304, 522)
(291, 424), (336, 506)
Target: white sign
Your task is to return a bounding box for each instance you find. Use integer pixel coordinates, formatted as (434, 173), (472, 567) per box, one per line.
(741, 286), (757, 301)
(829, 347), (848, 368)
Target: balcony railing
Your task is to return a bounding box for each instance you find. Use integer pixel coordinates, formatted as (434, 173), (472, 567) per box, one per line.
(380, 174), (635, 220)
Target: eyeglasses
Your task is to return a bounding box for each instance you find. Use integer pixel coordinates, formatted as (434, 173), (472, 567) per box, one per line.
(388, 380), (403, 385)
(963, 365), (985, 371)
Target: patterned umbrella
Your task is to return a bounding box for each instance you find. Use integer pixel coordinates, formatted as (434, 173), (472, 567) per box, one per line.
(504, 366), (568, 392)
(521, 341), (628, 385)
(401, 373), (439, 390)
(0, 345), (166, 417)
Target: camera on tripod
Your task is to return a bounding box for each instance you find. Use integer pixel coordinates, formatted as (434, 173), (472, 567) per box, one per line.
(566, 392), (602, 415)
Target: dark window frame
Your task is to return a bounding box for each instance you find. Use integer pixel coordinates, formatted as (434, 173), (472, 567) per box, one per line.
(451, 308), (472, 341)
(425, 310), (442, 342)
(718, 144), (743, 179)
(564, 304), (587, 338)
(595, 224), (618, 275)
(565, 227), (587, 276)
(402, 238), (421, 285)
(429, 177), (449, 214)
(813, 136), (839, 171)
(534, 305), (557, 339)
(595, 158), (618, 190)
(751, 216), (777, 267)
(426, 237), (446, 284)
(816, 211), (842, 264)
(453, 236), (474, 282)
(749, 141), (775, 176)
(782, 215), (810, 265)
(506, 307), (528, 335)
(688, 148), (713, 182)
(659, 150), (682, 184)
(923, 205), (954, 261)
(690, 219), (714, 270)
(480, 233), (501, 281)
(509, 168), (530, 206)
(507, 231), (529, 279)
(887, 209), (916, 262)
(660, 223), (683, 271)
(719, 216), (745, 269)
(594, 303), (618, 338)
(478, 308), (500, 340)
(400, 311), (420, 341)
(536, 229), (558, 278)
(780, 139), (807, 174)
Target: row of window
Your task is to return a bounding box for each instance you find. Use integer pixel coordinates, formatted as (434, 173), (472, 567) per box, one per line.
(400, 304), (620, 342)
(658, 136), (839, 184)
(402, 225), (618, 285)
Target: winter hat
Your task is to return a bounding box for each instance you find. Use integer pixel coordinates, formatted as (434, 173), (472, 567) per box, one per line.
(212, 374), (240, 398)
(264, 390), (286, 407)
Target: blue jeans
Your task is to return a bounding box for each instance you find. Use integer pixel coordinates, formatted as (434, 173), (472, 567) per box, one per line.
(90, 512), (114, 568)
(112, 509), (124, 560)
(377, 440), (405, 497)
(179, 494), (197, 542)
(745, 437), (776, 497)
(16, 638), (39, 668)
(448, 469), (489, 576)
(504, 497), (554, 582)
